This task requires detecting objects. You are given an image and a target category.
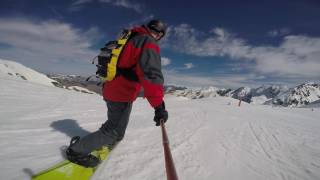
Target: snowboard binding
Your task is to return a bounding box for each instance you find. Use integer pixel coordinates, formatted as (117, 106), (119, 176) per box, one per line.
(66, 136), (100, 168)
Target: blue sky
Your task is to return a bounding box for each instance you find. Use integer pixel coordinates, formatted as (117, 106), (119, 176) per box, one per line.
(0, 0), (320, 88)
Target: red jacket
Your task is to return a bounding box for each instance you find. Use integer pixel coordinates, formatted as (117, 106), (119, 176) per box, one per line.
(103, 26), (164, 108)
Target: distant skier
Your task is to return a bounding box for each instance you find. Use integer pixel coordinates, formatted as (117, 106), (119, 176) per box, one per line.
(66, 19), (169, 167)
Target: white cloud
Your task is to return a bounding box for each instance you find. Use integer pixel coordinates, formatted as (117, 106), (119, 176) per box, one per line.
(99, 0), (143, 13)
(165, 24), (320, 80)
(163, 69), (311, 89)
(0, 17), (100, 74)
(69, 0), (143, 13)
(161, 57), (171, 66)
(184, 63), (194, 69)
(246, 35), (320, 77)
(72, 0), (93, 5)
(69, 0), (93, 12)
(164, 25), (250, 59)
(268, 28), (291, 37)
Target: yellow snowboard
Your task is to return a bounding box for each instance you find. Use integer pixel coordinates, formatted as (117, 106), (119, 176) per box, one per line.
(32, 146), (110, 180)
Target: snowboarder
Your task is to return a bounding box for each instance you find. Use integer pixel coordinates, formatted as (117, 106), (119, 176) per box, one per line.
(66, 19), (169, 167)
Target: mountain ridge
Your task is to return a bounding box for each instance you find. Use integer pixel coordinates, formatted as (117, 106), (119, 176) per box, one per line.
(1, 59), (319, 107)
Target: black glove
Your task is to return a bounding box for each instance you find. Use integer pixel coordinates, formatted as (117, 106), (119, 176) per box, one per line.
(154, 102), (168, 126)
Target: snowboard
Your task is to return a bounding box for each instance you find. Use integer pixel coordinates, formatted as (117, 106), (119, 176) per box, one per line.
(31, 146), (110, 180)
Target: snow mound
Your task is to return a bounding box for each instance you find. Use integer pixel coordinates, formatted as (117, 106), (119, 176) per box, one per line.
(0, 59), (56, 86)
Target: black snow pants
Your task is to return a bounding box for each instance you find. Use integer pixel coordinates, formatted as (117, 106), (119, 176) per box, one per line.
(70, 100), (132, 154)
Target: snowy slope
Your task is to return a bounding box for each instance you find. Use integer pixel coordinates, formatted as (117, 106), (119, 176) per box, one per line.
(66, 86), (96, 94)
(0, 59), (56, 86)
(1, 78), (320, 180)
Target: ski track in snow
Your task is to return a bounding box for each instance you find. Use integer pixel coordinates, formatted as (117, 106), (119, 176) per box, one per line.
(1, 77), (320, 180)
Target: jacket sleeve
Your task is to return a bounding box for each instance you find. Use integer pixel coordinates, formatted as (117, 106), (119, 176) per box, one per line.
(136, 38), (164, 108)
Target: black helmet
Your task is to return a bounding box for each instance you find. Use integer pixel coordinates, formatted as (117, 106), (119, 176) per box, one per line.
(147, 19), (167, 35)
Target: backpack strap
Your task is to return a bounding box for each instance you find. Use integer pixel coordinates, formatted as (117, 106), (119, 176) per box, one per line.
(116, 31), (139, 82)
(117, 64), (139, 82)
(105, 30), (132, 81)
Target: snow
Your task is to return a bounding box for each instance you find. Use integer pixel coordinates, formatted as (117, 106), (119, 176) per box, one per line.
(67, 86), (96, 94)
(250, 95), (269, 105)
(0, 58), (56, 87)
(1, 74), (320, 180)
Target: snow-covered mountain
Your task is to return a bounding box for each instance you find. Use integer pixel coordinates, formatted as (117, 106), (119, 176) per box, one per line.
(0, 59), (96, 94)
(271, 82), (320, 107)
(253, 85), (289, 99)
(172, 86), (220, 99)
(225, 85), (289, 104)
(169, 85), (288, 104)
(228, 86), (253, 102)
(167, 84), (319, 108)
(305, 99), (320, 108)
(0, 58), (56, 86)
(48, 74), (101, 94)
(1, 70), (320, 180)
(164, 84), (187, 94)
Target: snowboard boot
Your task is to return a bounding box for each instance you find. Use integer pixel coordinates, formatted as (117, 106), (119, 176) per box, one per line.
(66, 136), (100, 168)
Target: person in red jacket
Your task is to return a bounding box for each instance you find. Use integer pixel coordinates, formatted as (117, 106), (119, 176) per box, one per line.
(66, 19), (168, 167)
